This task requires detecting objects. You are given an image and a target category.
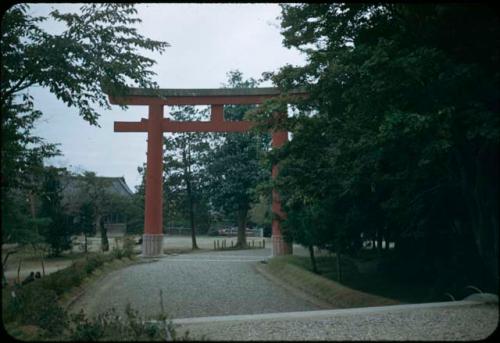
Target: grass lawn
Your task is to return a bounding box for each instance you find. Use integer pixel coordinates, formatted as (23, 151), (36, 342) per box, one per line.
(269, 253), (442, 306)
(3, 245), (82, 282)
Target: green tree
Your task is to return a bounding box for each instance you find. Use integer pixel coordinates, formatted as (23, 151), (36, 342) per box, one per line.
(130, 165), (147, 235)
(262, 4), (499, 293)
(75, 172), (116, 252)
(248, 195), (272, 232)
(163, 106), (212, 249)
(39, 167), (72, 256)
(1, 4), (168, 125)
(1, 96), (60, 253)
(207, 71), (270, 248)
(76, 201), (96, 253)
(1, 4), (168, 250)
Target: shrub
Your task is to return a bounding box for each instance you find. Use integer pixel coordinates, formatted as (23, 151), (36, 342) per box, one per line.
(67, 304), (191, 341)
(4, 276), (195, 341)
(3, 251), (153, 340)
(39, 266), (86, 296)
(4, 290), (192, 341)
(83, 253), (113, 274)
(3, 254), (116, 327)
(111, 236), (136, 260)
(2, 288), (19, 324)
(111, 246), (125, 260)
(3, 284), (66, 334)
(122, 236), (136, 258)
(68, 309), (107, 341)
(34, 253), (116, 296)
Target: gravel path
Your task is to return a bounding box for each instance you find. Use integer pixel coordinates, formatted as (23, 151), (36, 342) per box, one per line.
(69, 248), (321, 319)
(175, 302), (498, 341)
(69, 246), (498, 340)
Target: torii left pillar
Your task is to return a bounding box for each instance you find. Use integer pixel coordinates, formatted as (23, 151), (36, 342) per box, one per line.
(143, 104), (164, 256)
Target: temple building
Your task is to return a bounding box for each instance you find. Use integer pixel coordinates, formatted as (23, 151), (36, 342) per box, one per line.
(61, 175), (134, 236)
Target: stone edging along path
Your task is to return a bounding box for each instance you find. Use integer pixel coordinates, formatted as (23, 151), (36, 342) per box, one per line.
(253, 262), (336, 310)
(169, 301), (498, 341)
(255, 259), (400, 309)
(171, 299), (487, 324)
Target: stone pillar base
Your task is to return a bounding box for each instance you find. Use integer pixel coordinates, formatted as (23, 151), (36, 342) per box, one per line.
(272, 235), (293, 256)
(142, 234), (164, 257)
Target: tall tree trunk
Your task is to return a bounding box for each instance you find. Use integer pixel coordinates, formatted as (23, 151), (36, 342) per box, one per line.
(98, 215), (109, 252)
(188, 195), (198, 249)
(336, 250), (343, 283)
(186, 171), (198, 249)
(308, 245), (319, 274)
(17, 258), (22, 284)
(183, 148), (198, 250)
(335, 239), (343, 282)
(28, 191), (37, 230)
(40, 250), (45, 276)
(28, 192), (45, 274)
(236, 208), (247, 248)
(84, 232), (88, 254)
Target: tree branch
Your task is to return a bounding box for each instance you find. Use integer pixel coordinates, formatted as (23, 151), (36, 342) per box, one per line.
(2, 75), (35, 101)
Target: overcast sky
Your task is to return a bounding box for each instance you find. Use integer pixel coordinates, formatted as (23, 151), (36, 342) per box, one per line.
(27, 3), (306, 190)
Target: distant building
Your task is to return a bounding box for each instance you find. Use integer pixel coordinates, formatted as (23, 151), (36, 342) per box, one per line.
(61, 175), (134, 236)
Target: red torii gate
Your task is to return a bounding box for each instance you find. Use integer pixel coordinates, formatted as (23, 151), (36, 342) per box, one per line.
(107, 87), (306, 257)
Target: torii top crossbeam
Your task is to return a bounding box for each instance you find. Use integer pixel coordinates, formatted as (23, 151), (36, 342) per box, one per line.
(107, 87), (306, 257)
(109, 87), (306, 105)
(110, 87), (306, 132)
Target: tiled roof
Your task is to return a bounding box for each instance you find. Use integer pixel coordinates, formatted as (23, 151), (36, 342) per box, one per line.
(60, 176), (133, 209)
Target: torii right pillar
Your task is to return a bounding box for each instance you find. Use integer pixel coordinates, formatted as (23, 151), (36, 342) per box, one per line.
(271, 113), (293, 256)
